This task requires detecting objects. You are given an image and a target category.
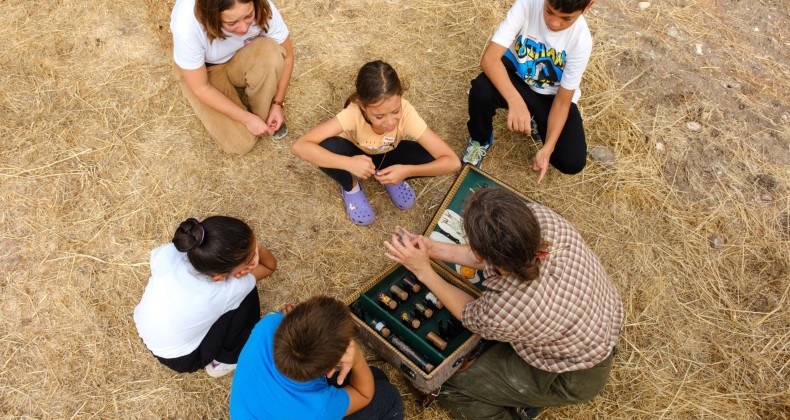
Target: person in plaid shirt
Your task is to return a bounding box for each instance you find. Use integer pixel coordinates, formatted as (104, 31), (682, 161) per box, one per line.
(385, 188), (622, 419)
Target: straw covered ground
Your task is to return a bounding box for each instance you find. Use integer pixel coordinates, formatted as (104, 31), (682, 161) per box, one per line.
(1, 0), (788, 418)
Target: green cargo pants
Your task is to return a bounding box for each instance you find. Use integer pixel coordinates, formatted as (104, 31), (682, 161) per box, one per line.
(438, 342), (615, 419)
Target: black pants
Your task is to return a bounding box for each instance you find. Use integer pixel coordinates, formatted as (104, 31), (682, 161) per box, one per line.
(155, 287), (261, 373)
(319, 136), (435, 191)
(344, 367), (404, 420)
(467, 57), (587, 174)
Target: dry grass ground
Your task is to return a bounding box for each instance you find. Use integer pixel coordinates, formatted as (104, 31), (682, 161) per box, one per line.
(1, 0), (788, 418)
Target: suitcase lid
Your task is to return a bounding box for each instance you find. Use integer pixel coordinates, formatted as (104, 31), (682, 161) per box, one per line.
(422, 164), (535, 290)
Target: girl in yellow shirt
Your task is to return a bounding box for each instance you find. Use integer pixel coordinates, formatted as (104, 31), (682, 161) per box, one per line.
(292, 61), (460, 226)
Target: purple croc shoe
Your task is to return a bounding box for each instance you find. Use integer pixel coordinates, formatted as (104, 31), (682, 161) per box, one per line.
(384, 180), (416, 210)
(341, 181), (375, 226)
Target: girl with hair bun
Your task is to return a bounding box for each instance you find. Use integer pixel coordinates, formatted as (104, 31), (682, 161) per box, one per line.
(134, 216), (277, 377)
(385, 188), (623, 415)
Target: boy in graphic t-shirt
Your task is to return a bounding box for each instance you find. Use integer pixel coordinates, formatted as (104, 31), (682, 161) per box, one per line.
(461, 0), (596, 184)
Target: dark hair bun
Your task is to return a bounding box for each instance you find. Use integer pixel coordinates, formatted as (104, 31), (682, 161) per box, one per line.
(172, 218), (205, 252)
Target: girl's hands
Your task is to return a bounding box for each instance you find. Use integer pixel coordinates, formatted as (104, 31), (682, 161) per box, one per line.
(347, 155), (376, 180)
(385, 233), (432, 278)
(374, 165), (409, 185)
(243, 113), (273, 137)
(266, 104), (285, 133)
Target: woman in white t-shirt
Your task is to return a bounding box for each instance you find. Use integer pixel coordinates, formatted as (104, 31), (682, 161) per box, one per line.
(171, 0), (294, 154)
(134, 216), (277, 377)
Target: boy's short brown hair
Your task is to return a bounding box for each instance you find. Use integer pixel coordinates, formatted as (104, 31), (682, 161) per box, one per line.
(273, 296), (356, 382)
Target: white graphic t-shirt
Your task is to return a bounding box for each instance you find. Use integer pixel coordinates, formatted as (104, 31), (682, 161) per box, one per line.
(491, 0), (592, 103)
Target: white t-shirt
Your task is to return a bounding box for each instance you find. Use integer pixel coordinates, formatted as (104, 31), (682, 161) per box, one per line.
(491, 0), (592, 103)
(134, 243), (256, 359)
(171, 0), (289, 70)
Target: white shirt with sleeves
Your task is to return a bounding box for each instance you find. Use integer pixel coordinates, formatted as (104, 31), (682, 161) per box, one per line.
(133, 243), (256, 359)
(491, 0), (592, 103)
(171, 0), (289, 70)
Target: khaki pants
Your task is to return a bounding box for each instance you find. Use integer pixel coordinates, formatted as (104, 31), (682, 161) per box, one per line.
(439, 342), (615, 419)
(174, 37), (285, 154)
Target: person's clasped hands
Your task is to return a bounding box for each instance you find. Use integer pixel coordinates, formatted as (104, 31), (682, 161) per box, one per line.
(384, 227), (432, 277)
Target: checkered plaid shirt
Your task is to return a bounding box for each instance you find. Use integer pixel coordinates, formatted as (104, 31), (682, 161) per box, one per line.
(462, 202), (623, 373)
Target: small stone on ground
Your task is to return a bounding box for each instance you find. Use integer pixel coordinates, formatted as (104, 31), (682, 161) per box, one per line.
(589, 146), (617, 170)
(708, 234), (725, 249)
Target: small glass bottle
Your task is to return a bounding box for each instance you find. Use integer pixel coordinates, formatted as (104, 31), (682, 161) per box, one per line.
(369, 318), (391, 337)
(414, 302), (434, 319)
(425, 292), (444, 309)
(426, 331), (448, 350)
(400, 311), (421, 329)
(378, 293), (398, 310)
(389, 284), (409, 301)
(401, 275), (421, 293)
(391, 335), (434, 373)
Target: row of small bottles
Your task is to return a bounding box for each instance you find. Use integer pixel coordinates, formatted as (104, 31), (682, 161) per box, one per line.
(367, 317), (446, 348)
(367, 315), (464, 353)
(377, 275), (444, 312)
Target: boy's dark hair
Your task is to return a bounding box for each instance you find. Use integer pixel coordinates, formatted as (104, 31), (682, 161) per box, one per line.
(463, 188), (544, 281)
(345, 60), (407, 108)
(273, 296), (356, 382)
(195, 0), (272, 42)
(547, 0), (592, 13)
(172, 216), (254, 276)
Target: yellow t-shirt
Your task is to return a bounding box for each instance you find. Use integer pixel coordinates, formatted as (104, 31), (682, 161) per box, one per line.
(335, 98), (428, 155)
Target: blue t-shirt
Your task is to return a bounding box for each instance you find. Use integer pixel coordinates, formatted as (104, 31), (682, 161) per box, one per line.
(230, 312), (350, 420)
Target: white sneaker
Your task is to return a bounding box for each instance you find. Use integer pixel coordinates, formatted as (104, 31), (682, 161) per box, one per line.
(205, 360), (237, 378)
(461, 137), (493, 168)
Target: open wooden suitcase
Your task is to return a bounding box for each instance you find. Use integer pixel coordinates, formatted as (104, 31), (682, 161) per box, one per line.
(346, 165), (534, 394)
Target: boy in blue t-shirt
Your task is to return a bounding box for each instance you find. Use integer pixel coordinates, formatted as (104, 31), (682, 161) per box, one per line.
(462, 0), (596, 184)
(229, 296), (403, 420)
